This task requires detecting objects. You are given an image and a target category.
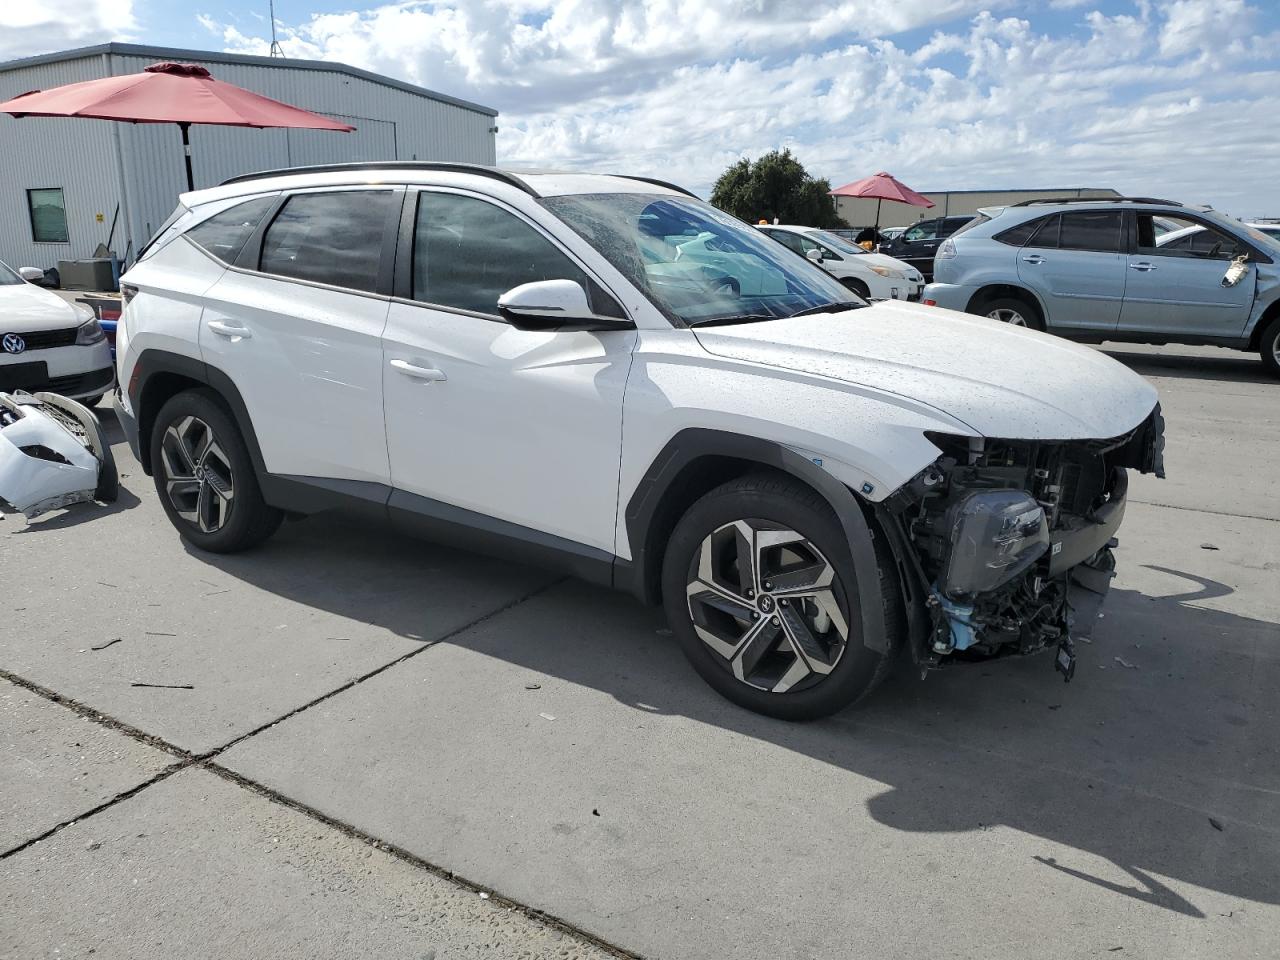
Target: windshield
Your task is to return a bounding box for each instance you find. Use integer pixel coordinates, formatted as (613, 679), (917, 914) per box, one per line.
(541, 193), (860, 326)
(808, 230), (866, 255)
(0, 259), (23, 286)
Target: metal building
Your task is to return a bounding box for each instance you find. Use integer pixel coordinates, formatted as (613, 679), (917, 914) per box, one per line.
(0, 42), (498, 272)
(833, 186), (1120, 229)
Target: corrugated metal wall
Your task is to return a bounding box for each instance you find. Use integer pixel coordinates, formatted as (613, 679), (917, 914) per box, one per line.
(111, 51), (496, 261)
(0, 48), (496, 274)
(0, 53), (123, 272)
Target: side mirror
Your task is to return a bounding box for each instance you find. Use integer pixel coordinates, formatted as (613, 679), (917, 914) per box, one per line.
(18, 267), (44, 282)
(805, 247), (824, 264)
(497, 279), (632, 332)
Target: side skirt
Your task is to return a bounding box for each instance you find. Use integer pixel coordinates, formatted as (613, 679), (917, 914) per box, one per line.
(260, 473), (617, 589)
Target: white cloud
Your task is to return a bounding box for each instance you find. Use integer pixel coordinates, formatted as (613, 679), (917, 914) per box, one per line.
(0, 0), (136, 61)
(197, 0), (1280, 214)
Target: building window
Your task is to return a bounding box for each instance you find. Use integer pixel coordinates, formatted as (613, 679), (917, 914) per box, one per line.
(27, 188), (69, 243)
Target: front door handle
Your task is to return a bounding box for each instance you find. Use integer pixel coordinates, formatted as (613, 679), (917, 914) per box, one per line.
(390, 358), (447, 382)
(1129, 261), (1157, 272)
(1022, 254), (1046, 265)
(207, 320), (252, 339)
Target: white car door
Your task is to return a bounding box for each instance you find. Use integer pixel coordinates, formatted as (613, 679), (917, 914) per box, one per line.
(381, 188), (635, 558)
(198, 186), (401, 485)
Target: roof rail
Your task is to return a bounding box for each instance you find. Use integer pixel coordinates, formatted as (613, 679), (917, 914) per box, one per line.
(616, 175), (699, 199)
(1011, 196), (1181, 207)
(220, 161), (538, 196)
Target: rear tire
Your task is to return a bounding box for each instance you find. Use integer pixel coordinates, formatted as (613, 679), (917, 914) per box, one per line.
(660, 472), (902, 720)
(1259, 316), (1280, 378)
(150, 388), (281, 553)
(974, 295), (1043, 331)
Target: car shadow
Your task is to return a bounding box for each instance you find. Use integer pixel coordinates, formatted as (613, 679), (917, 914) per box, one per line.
(1101, 346), (1274, 384)
(188, 512), (1280, 918)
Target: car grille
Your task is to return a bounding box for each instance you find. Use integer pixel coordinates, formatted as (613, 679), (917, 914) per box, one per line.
(3, 327), (78, 350)
(46, 367), (114, 396)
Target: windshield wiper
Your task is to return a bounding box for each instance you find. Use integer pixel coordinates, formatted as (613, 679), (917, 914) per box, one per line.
(785, 301), (865, 319)
(687, 314), (780, 328)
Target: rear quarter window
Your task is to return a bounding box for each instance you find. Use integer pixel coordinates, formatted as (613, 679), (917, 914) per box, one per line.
(184, 196), (276, 264)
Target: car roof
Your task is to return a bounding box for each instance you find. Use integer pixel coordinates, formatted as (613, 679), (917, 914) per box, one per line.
(185, 162), (695, 208)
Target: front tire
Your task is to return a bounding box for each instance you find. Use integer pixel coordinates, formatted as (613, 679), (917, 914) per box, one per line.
(661, 473), (901, 720)
(150, 389), (281, 553)
(1259, 316), (1280, 378)
(841, 277), (871, 300)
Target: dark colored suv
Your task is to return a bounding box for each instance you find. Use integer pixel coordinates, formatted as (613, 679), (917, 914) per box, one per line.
(879, 215), (974, 281)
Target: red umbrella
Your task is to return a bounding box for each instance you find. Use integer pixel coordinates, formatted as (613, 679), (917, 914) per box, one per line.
(829, 171), (935, 230)
(0, 61), (354, 191)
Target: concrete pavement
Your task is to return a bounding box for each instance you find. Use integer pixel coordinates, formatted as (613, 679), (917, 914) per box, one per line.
(2, 343), (1277, 958)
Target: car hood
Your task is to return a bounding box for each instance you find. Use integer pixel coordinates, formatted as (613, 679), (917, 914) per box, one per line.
(693, 301), (1159, 440)
(0, 283), (84, 333)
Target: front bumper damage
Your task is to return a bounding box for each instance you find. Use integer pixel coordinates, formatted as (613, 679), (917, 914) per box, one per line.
(878, 404), (1165, 679)
(0, 391), (118, 520)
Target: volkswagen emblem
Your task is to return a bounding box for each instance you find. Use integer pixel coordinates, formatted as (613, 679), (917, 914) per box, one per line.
(1, 333), (25, 355)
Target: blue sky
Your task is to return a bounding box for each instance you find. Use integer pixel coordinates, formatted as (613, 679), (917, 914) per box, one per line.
(10, 1), (1280, 213)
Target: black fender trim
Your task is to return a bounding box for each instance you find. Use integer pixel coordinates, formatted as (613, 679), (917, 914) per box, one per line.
(130, 349), (267, 478)
(622, 429), (891, 654)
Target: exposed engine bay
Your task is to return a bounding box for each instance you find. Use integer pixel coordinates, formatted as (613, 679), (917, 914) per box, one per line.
(0, 391), (118, 520)
(879, 405), (1166, 680)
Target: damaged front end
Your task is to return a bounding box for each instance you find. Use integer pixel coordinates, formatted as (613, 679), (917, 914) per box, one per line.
(878, 405), (1165, 680)
(0, 391), (118, 520)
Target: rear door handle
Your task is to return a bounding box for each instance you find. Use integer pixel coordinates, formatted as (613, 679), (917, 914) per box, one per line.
(207, 320), (252, 339)
(1022, 255), (1046, 265)
(1129, 262), (1157, 272)
(390, 358), (447, 382)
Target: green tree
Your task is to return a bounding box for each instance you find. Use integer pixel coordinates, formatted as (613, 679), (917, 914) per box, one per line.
(710, 149), (845, 228)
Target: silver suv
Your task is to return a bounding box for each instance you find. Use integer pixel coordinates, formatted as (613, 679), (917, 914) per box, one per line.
(923, 198), (1280, 377)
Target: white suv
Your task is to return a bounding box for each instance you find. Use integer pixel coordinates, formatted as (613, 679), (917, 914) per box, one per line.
(115, 163), (1164, 719)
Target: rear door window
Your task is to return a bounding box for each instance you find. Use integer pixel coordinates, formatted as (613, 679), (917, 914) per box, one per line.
(902, 221), (938, 242)
(1059, 211), (1124, 253)
(259, 190), (397, 293)
(1025, 215), (1061, 249)
(185, 196), (275, 264)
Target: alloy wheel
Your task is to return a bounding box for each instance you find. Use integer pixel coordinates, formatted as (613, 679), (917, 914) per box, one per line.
(685, 519), (849, 693)
(159, 415), (235, 533)
(988, 307), (1027, 326)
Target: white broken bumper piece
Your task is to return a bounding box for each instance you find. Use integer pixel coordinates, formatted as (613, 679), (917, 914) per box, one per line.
(0, 391), (118, 520)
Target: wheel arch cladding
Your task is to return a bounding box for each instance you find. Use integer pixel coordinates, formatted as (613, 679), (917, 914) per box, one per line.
(623, 429), (891, 654)
(133, 350), (265, 478)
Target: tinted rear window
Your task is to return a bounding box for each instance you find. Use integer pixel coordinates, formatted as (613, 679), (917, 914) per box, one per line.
(1059, 211), (1124, 253)
(259, 191), (396, 293)
(184, 197), (274, 264)
(994, 215), (1047, 246)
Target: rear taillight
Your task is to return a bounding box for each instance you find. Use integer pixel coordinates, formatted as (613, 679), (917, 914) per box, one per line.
(120, 283), (138, 305)
(924, 299), (937, 307)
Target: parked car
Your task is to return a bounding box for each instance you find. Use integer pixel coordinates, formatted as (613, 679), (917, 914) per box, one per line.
(0, 260), (115, 405)
(755, 224), (924, 300)
(923, 198), (1280, 376)
(115, 162), (1163, 719)
(877, 215), (973, 281)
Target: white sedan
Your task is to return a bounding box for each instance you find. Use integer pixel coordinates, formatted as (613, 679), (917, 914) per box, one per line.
(755, 224), (924, 301)
(0, 260), (114, 405)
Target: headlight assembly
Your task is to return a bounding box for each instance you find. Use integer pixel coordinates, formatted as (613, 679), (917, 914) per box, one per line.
(869, 265), (905, 279)
(75, 318), (106, 345)
(938, 489), (1049, 598)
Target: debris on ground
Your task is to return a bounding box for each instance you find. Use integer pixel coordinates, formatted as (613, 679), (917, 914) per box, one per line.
(90, 637), (123, 651)
(144, 631), (177, 637)
(1209, 817), (1224, 832)
(655, 627), (673, 636)
(1200, 543), (1220, 551)
(524, 683), (542, 690)
(478, 891), (490, 900)
(130, 682), (194, 690)
(539, 712), (556, 721)
(1113, 657), (1138, 669)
